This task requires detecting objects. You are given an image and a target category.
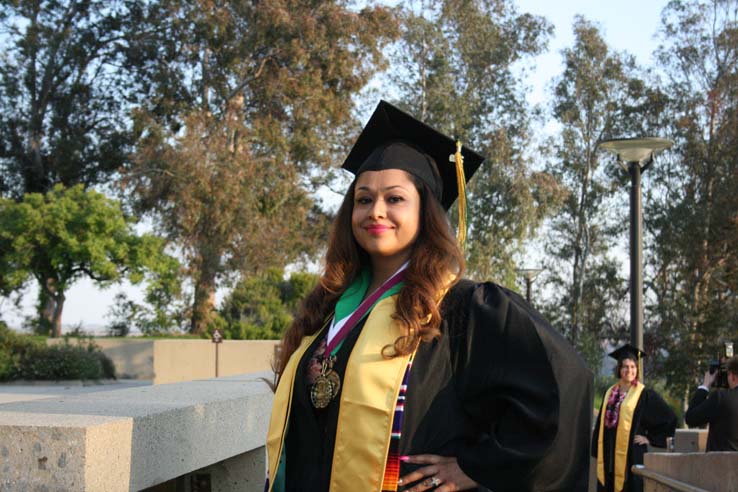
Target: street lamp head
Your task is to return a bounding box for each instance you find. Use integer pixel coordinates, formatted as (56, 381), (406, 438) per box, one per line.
(598, 137), (674, 171)
(516, 268), (544, 282)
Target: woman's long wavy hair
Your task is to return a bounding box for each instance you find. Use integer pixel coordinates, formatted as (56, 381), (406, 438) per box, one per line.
(275, 172), (464, 382)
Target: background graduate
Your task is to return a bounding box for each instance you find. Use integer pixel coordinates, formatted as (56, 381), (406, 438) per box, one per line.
(266, 100), (593, 492)
(591, 345), (677, 492)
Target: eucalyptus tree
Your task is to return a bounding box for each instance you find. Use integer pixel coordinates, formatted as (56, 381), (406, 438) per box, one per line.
(388, 0), (559, 284)
(123, 0), (399, 333)
(0, 0), (135, 198)
(645, 0), (738, 397)
(541, 17), (653, 371)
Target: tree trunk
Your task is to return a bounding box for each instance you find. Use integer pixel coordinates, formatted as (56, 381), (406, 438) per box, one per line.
(40, 294), (55, 335)
(51, 292), (65, 338)
(191, 269), (217, 335)
(38, 276), (66, 337)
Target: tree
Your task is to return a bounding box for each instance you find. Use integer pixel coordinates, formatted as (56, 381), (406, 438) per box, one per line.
(127, 110), (325, 334)
(645, 0), (738, 398)
(0, 185), (179, 337)
(540, 17), (654, 371)
(217, 268), (318, 340)
(0, 0), (136, 198)
(123, 0), (399, 334)
(0, 0), (152, 326)
(387, 0), (560, 284)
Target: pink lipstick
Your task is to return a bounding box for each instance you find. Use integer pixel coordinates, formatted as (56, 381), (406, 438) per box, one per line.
(366, 225), (391, 235)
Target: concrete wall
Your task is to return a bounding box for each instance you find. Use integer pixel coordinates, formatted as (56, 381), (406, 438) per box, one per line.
(0, 373), (273, 492)
(642, 452), (738, 492)
(88, 339), (155, 380)
(49, 338), (279, 385)
(153, 340), (278, 385)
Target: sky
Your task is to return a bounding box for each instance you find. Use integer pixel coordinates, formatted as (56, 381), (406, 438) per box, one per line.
(1, 0), (672, 333)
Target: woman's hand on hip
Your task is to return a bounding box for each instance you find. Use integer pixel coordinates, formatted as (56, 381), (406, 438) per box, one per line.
(633, 434), (650, 446)
(397, 454), (478, 491)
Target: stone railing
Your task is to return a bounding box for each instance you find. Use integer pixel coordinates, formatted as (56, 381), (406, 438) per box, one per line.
(0, 372), (274, 491)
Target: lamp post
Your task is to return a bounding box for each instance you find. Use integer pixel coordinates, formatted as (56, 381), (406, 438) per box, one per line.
(516, 268), (544, 304)
(598, 138), (673, 368)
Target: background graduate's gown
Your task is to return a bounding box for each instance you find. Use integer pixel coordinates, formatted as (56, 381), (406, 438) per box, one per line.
(591, 387), (677, 492)
(284, 280), (593, 492)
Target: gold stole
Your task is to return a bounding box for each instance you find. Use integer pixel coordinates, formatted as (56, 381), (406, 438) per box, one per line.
(265, 295), (413, 492)
(597, 382), (645, 492)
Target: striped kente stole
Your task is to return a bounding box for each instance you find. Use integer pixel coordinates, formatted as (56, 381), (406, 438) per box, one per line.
(381, 356), (414, 491)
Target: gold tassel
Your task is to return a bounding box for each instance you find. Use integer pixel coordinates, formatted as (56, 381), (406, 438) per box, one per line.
(454, 140), (467, 248)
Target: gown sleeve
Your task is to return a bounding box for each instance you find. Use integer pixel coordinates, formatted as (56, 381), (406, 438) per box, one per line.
(684, 388), (716, 428)
(450, 281), (593, 492)
(591, 391), (606, 458)
(640, 389), (677, 448)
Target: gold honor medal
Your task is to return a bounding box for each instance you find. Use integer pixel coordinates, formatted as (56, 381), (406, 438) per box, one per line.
(310, 374), (334, 408)
(310, 357), (340, 409)
(325, 370), (341, 395)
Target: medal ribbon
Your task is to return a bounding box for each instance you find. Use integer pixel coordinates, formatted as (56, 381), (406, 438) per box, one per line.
(326, 265), (407, 356)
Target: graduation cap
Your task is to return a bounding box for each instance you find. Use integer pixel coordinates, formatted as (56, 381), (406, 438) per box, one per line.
(608, 343), (646, 361)
(341, 101), (485, 245)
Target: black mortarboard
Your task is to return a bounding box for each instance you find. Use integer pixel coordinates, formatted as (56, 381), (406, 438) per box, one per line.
(341, 100), (485, 211)
(608, 344), (646, 361)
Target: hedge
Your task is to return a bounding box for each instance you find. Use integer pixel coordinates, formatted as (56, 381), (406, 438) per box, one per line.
(0, 323), (115, 381)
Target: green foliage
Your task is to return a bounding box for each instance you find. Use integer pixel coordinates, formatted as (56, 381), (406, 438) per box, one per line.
(14, 343), (115, 381)
(217, 269), (319, 340)
(388, 0), (559, 282)
(0, 321), (32, 381)
(0, 184), (180, 336)
(107, 289), (190, 336)
(0, 323), (113, 381)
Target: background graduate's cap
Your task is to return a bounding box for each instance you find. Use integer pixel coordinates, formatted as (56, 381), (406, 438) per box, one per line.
(341, 100), (485, 211)
(608, 343), (646, 361)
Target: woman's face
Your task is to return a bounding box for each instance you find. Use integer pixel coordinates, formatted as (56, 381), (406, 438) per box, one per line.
(619, 358), (638, 384)
(351, 169), (421, 269)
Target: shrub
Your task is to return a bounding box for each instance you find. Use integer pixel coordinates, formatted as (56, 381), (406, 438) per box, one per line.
(16, 344), (101, 381)
(0, 322), (42, 381)
(94, 347), (117, 379)
(0, 324), (116, 381)
(0, 348), (12, 380)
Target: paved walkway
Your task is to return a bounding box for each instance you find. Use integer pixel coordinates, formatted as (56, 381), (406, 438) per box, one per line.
(0, 379), (152, 404)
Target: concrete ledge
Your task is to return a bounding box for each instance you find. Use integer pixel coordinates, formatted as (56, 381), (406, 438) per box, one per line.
(673, 428), (708, 452)
(0, 372), (274, 491)
(643, 452), (738, 492)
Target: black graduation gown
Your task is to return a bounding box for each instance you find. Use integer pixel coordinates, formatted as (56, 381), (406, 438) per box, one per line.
(591, 387), (677, 492)
(285, 279), (593, 492)
(685, 386), (738, 451)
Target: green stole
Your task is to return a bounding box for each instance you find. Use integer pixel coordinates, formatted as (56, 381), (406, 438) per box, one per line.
(266, 276), (412, 491)
(597, 381), (645, 492)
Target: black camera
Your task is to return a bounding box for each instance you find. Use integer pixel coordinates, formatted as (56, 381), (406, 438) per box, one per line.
(708, 342), (734, 389)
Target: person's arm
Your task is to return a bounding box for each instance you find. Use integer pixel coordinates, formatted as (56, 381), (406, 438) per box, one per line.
(450, 282), (561, 492)
(640, 389), (677, 448)
(685, 371), (720, 427)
